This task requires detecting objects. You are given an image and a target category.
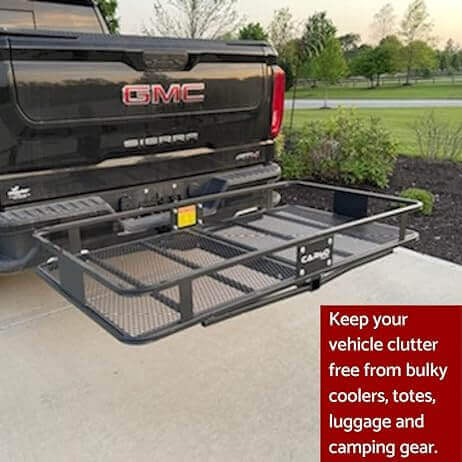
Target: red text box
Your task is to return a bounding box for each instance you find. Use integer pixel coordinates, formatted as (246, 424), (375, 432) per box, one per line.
(321, 306), (462, 461)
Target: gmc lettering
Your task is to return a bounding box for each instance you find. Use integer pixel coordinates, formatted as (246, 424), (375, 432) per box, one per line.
(122, 83), (205, 106)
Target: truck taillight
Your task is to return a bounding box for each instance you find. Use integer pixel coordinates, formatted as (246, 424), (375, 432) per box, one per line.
(271, 66), (286, 139)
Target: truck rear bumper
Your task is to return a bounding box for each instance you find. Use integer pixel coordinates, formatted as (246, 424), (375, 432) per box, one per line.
(0, 163), (281, 273)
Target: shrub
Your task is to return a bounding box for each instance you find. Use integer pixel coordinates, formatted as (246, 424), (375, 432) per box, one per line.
(274, 133), (285, 157)
(277, 109), (398, 188)
(278, 150), (310, 180)
(324, 110), (398, 188)
(276, 129), (313, 180)
(412, 112), (462, 161)
(400, 188), (434, 216)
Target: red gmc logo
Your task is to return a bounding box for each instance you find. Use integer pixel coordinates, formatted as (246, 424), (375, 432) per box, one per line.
(122, 83), (205, 106)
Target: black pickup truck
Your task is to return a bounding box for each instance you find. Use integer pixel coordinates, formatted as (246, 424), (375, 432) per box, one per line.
(0, 1), (421, 344)
(0, 0), (283, 272)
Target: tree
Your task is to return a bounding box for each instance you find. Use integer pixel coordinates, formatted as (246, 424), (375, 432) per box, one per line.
(96, 0), (119, 34)
(278, 55), (295, 91)
(300, 12), (337, 61)
(451, 52), (462, 72)
(278, 39), (300, 91)
(288, 12), (336, 128)
(144, 0), (241, 39)
(268, 8), (297, 56)
(376, 35), (404, 84)
(399, 0), (434, 84)
(437, 49), (448, 73)
(352, 46), (379, 87)
(339, 33), (361, 53)
(268, 9), (299, 92)
(339, 33), (362, 63)
(311, 37), (348, 108)
(401, 40), (437, 78)
(352, 37), (404, 87)
(238, 23), (268, 41)
(370, 3), (397, 43)
(438, 39), (461, 73)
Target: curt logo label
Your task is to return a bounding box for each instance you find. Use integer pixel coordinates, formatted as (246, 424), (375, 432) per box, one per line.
(122, 83), (205, 106)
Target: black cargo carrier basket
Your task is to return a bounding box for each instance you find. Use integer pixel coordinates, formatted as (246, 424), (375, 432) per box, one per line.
(34, 181), (421, 345)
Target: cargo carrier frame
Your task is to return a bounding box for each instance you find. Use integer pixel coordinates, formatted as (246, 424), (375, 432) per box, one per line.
(34, 181), (421, 344)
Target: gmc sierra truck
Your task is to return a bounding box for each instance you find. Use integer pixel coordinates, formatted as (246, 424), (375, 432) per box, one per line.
(0, 0), (283, 272)
(0, 1), (421, 344)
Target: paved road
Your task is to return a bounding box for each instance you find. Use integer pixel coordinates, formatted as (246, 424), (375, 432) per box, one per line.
(286, 99), (462, 109)
(0, 249), (460, 462)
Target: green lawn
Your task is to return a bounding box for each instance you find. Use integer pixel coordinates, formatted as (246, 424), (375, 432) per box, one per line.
(287, 83), (462, 100)
(285, 107), (462, 156)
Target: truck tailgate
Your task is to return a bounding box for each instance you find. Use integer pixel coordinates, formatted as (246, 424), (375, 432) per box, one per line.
(2, 32), (275, 172)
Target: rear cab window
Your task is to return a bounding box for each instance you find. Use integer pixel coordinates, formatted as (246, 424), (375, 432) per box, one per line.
(0, 0), (105, 33)
(0, 10), (35, 29)
(34, 1), (104, 33)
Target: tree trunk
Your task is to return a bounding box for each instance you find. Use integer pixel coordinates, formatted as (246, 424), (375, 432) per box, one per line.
(406, 66), (411, 85)
(405, 47), (413, 86)
(288, 61), (299, 133)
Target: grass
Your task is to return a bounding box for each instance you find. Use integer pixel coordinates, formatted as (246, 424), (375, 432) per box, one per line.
(285, 107), (462, 156)
(287, 83), (462, 100)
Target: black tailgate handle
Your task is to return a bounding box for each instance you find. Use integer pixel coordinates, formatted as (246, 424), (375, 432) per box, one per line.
(142, 51), (190, 72)
(121, 50), (190, 72)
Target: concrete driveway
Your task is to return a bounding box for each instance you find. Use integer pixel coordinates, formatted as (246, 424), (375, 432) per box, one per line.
(286, 99), (462, 109)
(0, 248), (460, 462)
